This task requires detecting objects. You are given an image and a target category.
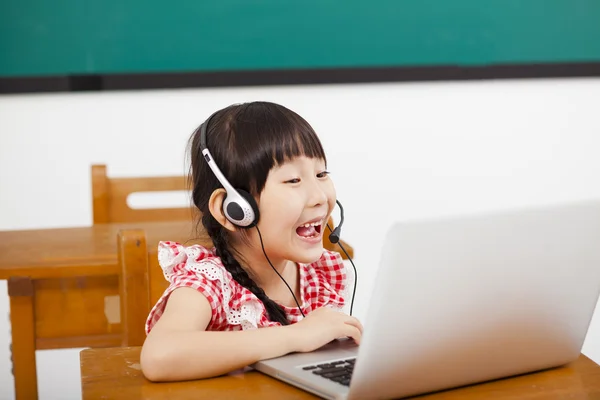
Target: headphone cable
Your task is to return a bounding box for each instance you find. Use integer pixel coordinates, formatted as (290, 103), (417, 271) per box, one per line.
(256, 225), (306, 318)
(326, 223), (357, 317)
(256, 223), (358, 320)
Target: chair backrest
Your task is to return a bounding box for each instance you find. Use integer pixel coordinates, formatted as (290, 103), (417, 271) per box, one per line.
(92, 164), (193, 224)
(117, 226), (354, 346)
(117, 229), (171, 346)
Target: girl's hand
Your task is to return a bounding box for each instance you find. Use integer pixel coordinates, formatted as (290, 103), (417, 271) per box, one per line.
(288, 307), (363, 353)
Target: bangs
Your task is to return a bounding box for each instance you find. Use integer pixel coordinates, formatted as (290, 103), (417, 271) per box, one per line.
(269, 122), (326, 166)
(207, 102), (327, 196)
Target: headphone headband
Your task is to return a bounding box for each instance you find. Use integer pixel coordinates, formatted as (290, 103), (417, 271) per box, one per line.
(199, 110), (214, 154)
(199, 112), (259, 228)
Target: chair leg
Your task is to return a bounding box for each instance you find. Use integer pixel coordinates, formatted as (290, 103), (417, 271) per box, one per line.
(8, 277), (39, 400)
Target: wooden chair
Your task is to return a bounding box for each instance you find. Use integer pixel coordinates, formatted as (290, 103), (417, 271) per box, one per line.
(118, 227), (355, 346)
(91, 164), (193, 223)
(118, 229), (174, 346)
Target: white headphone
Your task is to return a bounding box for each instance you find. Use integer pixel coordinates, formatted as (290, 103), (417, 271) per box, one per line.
(199, 112), (260, 228)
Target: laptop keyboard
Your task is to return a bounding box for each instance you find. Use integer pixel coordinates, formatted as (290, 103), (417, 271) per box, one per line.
(301, 358), (355, 386)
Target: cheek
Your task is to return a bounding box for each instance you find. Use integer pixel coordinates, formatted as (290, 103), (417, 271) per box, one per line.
(325, 181), (337, 208)
(259, 194), (303, 228)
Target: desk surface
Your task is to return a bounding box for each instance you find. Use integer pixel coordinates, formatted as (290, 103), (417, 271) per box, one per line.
(0, 220), (208, 279)
(0, 219), (351, 280)
(81, 346), (317, 400)
(81, 347), (600, 399)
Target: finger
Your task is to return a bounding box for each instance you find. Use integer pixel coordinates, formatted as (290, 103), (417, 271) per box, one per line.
(343, 325), (362, 345)
(343, 316), (364, 333)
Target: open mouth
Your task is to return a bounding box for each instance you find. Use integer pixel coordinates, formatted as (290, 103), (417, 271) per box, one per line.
(296, 219), (323, 239)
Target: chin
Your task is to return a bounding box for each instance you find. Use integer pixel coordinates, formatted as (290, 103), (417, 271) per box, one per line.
(292, 246), (325, 264)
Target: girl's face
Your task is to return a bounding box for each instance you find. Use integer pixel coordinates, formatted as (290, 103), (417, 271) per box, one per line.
(254, 155), (336, 264)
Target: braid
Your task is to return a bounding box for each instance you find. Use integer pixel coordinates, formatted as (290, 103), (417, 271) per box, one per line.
(203, 215), (290, 325)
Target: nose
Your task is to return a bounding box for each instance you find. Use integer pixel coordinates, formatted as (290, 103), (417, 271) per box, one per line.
(307, 179), (328, 208)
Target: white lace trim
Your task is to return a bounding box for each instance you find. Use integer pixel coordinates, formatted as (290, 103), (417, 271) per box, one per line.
(158, 245), (264, 330)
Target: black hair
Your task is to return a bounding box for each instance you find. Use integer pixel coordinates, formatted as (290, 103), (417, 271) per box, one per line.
(188, 101), (326, 325)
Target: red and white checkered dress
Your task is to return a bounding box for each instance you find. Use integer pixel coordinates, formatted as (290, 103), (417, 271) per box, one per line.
(145, 241), (348, 333)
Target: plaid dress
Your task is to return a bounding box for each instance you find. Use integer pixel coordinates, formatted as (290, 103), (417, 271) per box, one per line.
(146, 241), (348, 333)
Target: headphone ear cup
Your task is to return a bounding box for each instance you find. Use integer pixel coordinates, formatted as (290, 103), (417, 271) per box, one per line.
(223, 188), (260, 228)
(236, 189), (260, 228)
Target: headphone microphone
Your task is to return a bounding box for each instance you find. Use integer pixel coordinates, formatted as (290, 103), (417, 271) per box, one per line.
(328, 199), (344, 244)
(325, 199), (357, 317)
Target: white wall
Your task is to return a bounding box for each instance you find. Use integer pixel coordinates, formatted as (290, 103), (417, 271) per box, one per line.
(1, 78), (600, 400)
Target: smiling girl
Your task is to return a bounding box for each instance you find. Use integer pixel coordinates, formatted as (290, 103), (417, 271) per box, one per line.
(140, 101), (362, 382)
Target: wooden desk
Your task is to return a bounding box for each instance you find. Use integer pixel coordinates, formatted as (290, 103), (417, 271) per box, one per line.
(81, 347), (600, 399)
(0, 221), (207, 400)
(0, 220), (352, 400)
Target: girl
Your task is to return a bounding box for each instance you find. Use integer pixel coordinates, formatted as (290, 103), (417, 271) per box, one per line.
(140, 101), (363, 382)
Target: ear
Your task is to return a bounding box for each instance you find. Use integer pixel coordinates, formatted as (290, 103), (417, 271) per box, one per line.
(208, 188), (238, 232)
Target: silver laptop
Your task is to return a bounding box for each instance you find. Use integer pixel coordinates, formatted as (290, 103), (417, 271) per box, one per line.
(253, 200), (600, 400)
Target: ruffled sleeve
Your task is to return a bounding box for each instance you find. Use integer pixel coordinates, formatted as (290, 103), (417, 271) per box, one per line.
(145, 241), (266, 334)
(305, 250), (348, 311)
(145, 242), (223, 334)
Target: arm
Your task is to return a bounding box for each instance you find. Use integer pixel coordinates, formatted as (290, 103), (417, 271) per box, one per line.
(140, 287), (298, 382)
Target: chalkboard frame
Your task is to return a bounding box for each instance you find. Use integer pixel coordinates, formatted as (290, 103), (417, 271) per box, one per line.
(1, 62), (599, 94)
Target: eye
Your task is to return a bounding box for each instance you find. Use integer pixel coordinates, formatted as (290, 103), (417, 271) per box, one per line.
(317, 170), (330, 178)
(285, 178), (301, 184)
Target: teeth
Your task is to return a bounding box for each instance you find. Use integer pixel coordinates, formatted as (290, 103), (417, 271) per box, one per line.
(302, 220), (322, 228)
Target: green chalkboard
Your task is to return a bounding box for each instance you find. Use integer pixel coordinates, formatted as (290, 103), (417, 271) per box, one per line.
(1, 0), (600, 77)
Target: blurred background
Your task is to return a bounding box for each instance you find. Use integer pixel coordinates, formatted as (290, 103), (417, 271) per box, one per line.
(1, 1), (600, 399)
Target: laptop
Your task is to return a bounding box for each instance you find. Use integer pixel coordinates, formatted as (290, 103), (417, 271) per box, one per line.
(253, 199), (600, 399)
